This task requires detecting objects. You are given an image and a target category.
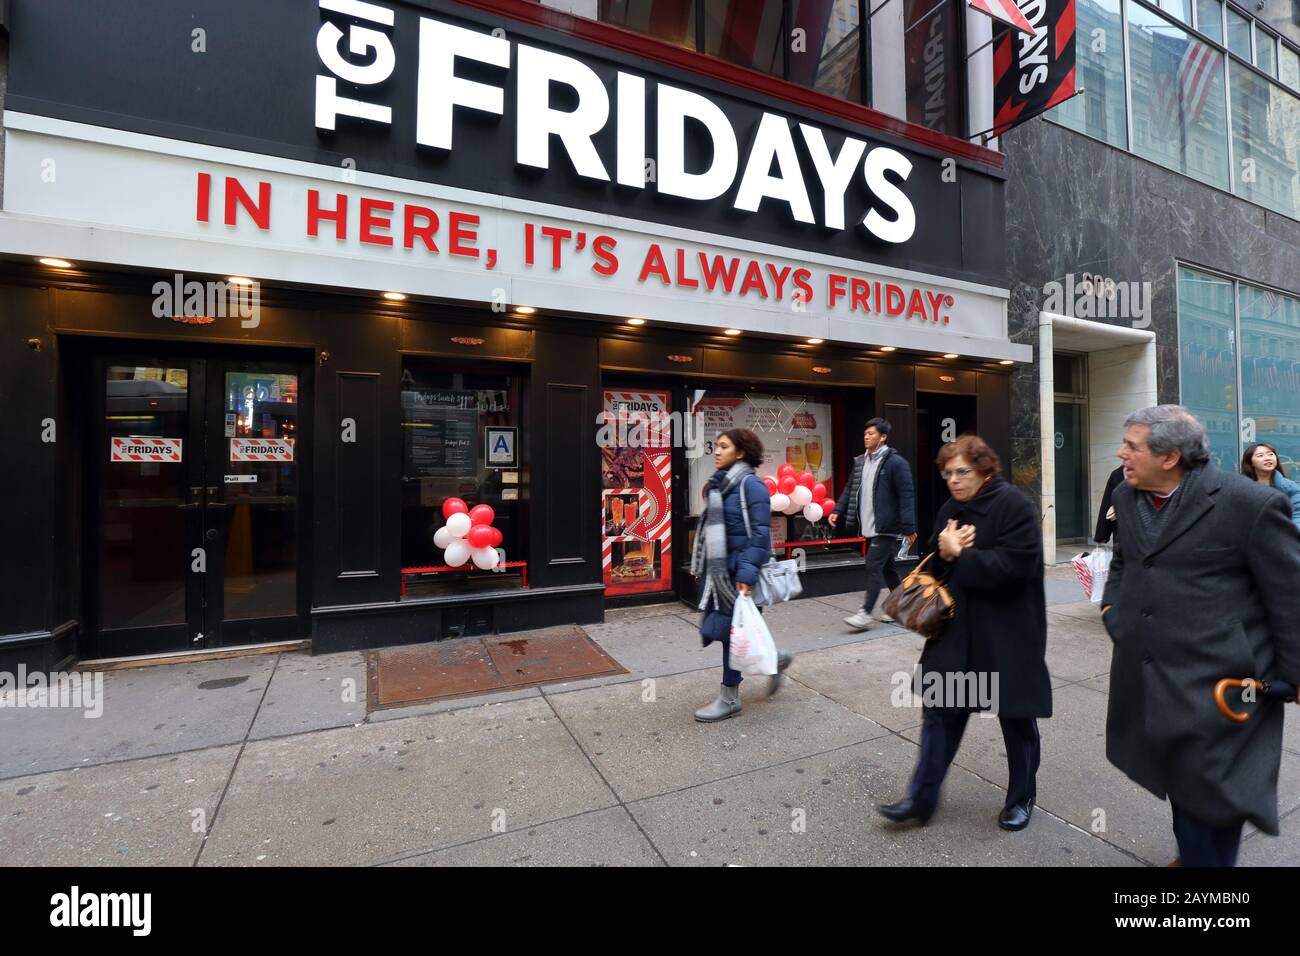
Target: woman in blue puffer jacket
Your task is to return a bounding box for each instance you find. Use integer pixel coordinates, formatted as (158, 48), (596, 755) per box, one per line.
(1242, 442), (1300, 530)
(690, 427), (792, 722)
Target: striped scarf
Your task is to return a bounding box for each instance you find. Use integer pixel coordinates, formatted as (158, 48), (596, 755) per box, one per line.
(691, 462), (754, 612)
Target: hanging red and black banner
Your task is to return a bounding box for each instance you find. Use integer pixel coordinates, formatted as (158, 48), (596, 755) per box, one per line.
(990, 0), (1077, 138)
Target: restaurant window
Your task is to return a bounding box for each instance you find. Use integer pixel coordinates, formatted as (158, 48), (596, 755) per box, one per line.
(597, 0), (697, 49)
(788, 0), (865, 102)
(1127, 2), (1230, 190)
(903, 0), (964, 137)
(399, 358), (527, 598)
(703, 0), (786, 76)
(1050, 0), (1128, 147)
(1194, 0), (1222, 42)
(1177, 266), (1239, 467)
(1240, 283), (1300, 473)
(686, 389), (853, 568)
(1228, 59), (1300, 218)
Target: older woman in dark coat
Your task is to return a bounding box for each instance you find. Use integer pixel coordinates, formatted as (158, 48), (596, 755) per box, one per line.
(878, 435), (1051, 830)
(691, 428), (792, 722)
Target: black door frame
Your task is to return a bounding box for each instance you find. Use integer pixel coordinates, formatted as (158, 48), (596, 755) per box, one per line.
(80, 339), (313, 659)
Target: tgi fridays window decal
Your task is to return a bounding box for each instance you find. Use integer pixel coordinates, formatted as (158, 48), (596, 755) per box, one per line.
(600, 389), (673, 596)
(111, 437), (182, 462)
(230, 438), (295, 461)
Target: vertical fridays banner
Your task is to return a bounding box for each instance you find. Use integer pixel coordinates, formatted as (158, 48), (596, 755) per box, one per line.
(991, 0), (1077, 137)
(600, 389), (673, 596)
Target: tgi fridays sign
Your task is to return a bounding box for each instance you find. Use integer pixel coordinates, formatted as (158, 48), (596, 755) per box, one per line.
(111, 437), (182, 462)
(230, 438), (295, 461)
(315, 1), (919, 246)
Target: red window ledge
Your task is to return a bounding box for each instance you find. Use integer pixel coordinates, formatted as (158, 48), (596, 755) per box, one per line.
(451, 0), (1004, 171)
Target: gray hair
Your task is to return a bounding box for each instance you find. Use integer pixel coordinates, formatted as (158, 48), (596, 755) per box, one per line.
(1124, 405), (1211, 466)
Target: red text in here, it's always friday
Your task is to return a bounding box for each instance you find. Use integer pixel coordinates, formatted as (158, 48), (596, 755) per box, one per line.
(195, 172), (955, 324)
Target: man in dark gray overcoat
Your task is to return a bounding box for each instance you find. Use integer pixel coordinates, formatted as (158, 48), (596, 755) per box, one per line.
(1101, 405), (1300, 867)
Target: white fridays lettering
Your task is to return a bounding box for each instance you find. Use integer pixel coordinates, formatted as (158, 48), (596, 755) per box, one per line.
(313, 0), (917, 245)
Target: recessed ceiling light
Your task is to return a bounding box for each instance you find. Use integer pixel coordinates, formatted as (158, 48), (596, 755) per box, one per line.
(383, 291), (407, 301)
(627, 318), (646, 326)
(723, 328), (742, 336)
(943, 353), (959, 359)
(515, 306), (537, 315)
(806, 337), (824, 345)
(1000, 359), (1015, 365)
(879, 346), (897, 352)
(38, 257), (73, 268)
(227, 276), (255, 286)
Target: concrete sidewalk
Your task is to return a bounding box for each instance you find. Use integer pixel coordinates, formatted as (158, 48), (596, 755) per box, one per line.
(2, 567), (1297, 866)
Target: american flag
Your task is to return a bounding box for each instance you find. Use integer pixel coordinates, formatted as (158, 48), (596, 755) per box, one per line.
(966, 0), (1036, 35)
(1151, 32), (1221, 142)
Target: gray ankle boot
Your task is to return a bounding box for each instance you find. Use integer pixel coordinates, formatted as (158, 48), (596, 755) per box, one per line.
(694, 683), (742, 722)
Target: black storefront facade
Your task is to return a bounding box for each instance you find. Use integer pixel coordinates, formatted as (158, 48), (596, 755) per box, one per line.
(0, 0), (1025, 672)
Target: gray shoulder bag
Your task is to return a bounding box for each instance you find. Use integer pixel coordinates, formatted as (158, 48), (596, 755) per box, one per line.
(739, 478), (803, 607)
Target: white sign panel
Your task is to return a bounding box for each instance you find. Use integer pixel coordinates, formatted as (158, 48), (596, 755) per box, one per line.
(230, 438), (294, 461)
(0, 117), (1025, 361)
(111, 437), (182, 462)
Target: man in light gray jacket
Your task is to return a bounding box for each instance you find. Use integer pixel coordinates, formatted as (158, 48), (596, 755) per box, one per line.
(1101, 405), (1300, 867)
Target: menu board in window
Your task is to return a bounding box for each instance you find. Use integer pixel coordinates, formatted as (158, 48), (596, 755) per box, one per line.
(402, 388), (479, 478)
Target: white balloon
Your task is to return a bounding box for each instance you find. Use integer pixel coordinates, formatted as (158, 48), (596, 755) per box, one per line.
(471, 546), (500, 570)
(770, 493), (790, 513)
(783, 500), (803, 515)
(790, 485), (813, 508)
(443, 539), (471, 567)
(446, 512), (472, 538)
(802, 502), (824, 523)
(433, 526), (453, 549)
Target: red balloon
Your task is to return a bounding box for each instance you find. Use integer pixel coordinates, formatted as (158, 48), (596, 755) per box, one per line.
(441, 497), (468, 519)
(821, 498), (837, 514)
(761, 476), (778, 493)
(812, 482), (827, 500)
(798, 470), (816, 488)
(487, 526), (503, 547)
(466, 524), (496, 549)
(469, 504), (495, 526)
(777, 463), (796, 477)
(778, 475), (797, 495)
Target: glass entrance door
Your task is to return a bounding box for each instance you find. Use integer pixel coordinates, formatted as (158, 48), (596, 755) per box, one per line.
(89, 352), (307, 658)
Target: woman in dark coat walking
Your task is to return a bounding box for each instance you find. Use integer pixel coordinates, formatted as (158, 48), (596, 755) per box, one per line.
(691, 428), (792, 722)
(878, 435), (1052, 830)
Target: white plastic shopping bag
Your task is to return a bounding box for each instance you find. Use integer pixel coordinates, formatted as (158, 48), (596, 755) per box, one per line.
(1070, 549), (1112, 604)
(729, 594), (778, 677)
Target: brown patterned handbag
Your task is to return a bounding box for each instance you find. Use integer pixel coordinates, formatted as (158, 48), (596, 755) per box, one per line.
(881, 553), (955, 640)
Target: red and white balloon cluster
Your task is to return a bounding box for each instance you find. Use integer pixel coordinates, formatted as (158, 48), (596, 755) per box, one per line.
(433, 498), (503, 570)
(763, 465), (837, 523)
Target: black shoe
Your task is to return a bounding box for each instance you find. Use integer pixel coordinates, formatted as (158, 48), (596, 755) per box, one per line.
(877, 798), (935, 826)
(998, 800), (1034, 831)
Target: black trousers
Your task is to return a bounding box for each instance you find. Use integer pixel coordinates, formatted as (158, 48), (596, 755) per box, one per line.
(863, 535), (902, 612)
(909, 707), (1041, 810)
(1170, 802), (1244, 867)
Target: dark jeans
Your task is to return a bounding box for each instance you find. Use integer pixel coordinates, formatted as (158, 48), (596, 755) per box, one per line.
(863, 535), (902, 612)
(1171, 803), (1244, 867)
(909, 707), (1041, 810)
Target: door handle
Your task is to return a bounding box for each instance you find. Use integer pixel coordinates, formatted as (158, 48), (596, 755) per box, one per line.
(206, 485), (227, 509)
(179, 486), (203, 510)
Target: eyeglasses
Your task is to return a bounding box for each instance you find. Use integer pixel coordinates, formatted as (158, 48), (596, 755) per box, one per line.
(940, 467), (974, 481)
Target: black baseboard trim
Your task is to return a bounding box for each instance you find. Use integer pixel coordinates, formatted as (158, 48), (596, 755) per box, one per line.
(311, 585), (607, 655)
(0, 620), (80, 672)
